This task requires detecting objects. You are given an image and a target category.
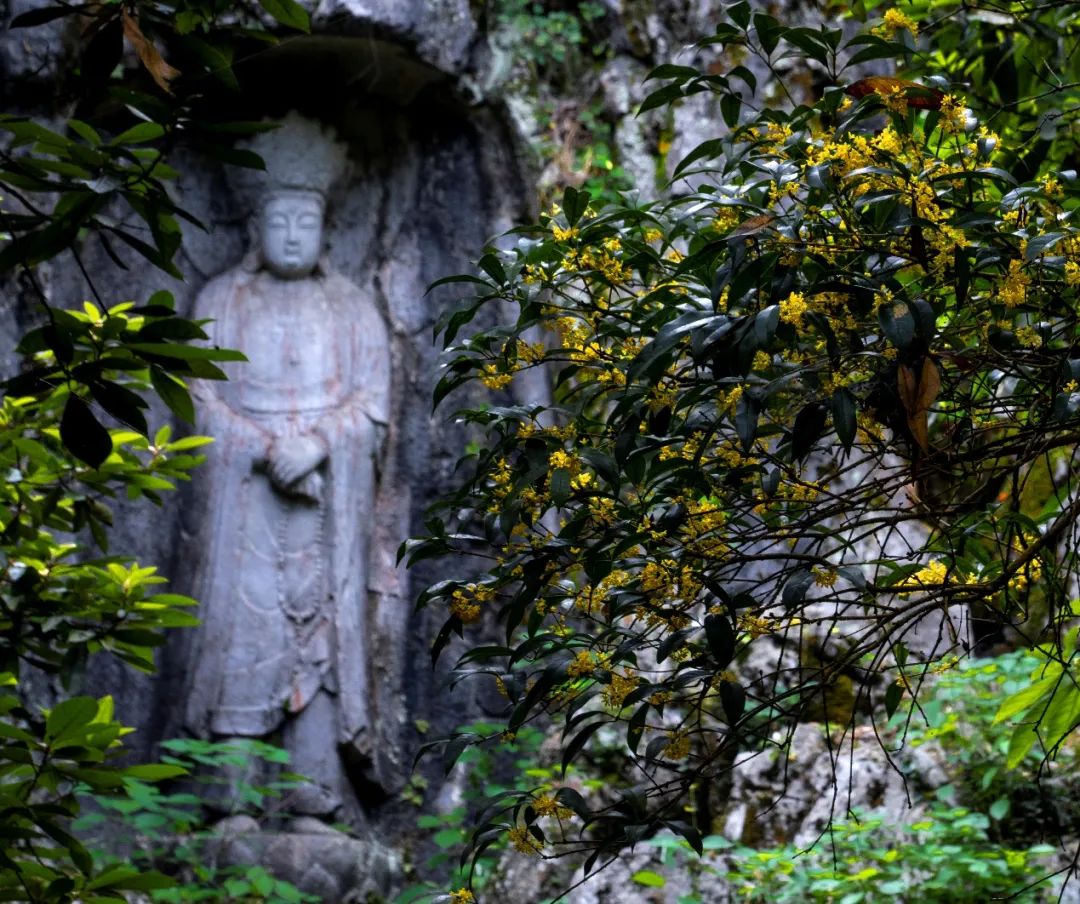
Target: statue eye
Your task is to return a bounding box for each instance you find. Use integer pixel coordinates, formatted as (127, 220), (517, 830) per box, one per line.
(268, 215), (288, 229)
(298, 215), (320, 230)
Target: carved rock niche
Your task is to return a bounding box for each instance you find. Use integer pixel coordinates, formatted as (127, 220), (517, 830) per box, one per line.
(116, 28), (530, 903)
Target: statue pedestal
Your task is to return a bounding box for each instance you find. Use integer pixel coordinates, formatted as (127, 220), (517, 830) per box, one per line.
(209, 821), (399, 902)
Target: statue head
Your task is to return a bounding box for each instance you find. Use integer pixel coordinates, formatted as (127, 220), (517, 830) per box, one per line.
(260, 190), (325, 278)
(229, 113), (349, 277)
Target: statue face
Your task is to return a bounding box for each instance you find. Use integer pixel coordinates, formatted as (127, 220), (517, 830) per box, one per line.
(259, 192), (324, 278)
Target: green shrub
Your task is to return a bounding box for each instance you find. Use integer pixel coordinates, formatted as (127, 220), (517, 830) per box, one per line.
(75, 739), (316, 904)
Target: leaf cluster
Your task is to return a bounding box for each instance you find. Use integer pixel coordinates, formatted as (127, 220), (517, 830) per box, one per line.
(0, 2), (309, 900)
(408, 1), (1080, 894)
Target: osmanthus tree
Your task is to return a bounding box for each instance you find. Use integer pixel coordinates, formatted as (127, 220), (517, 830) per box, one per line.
(407, 0), (1080, 892)
(0, 0), (310, 899)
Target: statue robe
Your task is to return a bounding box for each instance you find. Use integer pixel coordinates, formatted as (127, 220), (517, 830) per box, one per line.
(180, 263), (390, 775)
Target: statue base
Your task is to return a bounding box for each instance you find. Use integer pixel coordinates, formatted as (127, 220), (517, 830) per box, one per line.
(208, 818), (399, 902)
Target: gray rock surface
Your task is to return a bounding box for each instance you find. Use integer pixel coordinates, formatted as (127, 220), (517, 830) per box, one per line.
(208, 821), (399, 902)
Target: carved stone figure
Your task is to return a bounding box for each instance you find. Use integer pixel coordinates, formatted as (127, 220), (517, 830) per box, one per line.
(180, 114), (391, 826)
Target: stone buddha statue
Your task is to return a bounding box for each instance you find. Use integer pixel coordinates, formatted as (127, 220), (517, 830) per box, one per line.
(180, 113), (391, 827)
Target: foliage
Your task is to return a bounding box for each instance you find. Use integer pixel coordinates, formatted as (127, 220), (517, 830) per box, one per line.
(0, 296), (232, 901)
(891, 648), (1080, 838)
(992, 608), (1080, 770)
(0, 1), (310, 899)
(645, 806), (1057, 903)
(491, 1), (607, 81)
(396, 724), (572, 904)
(75, 738), (316, 904)
(408, 0), (1080, 892)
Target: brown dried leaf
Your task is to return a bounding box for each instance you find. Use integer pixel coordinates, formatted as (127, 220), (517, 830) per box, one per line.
(916, 356), (941, 414)
(897, 358), (940, 453)
(730, 213), (776, 238)
(845, 76), (943, 110)
(122, 10), (180, 94)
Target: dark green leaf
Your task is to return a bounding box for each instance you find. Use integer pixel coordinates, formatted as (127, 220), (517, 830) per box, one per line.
(728, 1), (751, 29)
(831, 388), (857, 452)
(704, 614), (736, 669)
(782, 569), (813, 608)
(791, 402), (827, 462)
(10, 6), (76, 27)
(89, 381), (149, 435)
(563, 186), (591, 227)
(884, 681), (903, 718)
(753, 13), (781, 55)
(257, 0), (310, 31)
(82, 16), (123, 87)
(46, 696), (98, 742)
(639, 83), (685, 114)
(719, 681), (746, 725)
(735, 391), (760, 453)
(878, 301), (915, 351)
(150, 370), (195, 424)
(720, 93), (742, 128)
(61, 395), (112, 467)
(550, 468), (571, 506)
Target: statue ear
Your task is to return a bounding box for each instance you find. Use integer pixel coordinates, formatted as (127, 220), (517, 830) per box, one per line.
(241, 249), (261, 273)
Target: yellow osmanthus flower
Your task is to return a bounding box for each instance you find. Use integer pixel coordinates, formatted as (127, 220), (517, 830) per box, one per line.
(881, 84), (909, 115)
(871, 126), (903, 156)
(1066, 261), (1080, 286)
(448, 582), (495, 624)
(549, 449), (581, 474)
(552, 224), (579, 241)
(647, 382), (679, 413)
(779, 291), (808, 327)
(507, 825), (544, 856)
(570, 471), (594, 491)
(1000, 259), (1030, 307)
(519, 341), (547, 364)
(587, 495), (617, 526)
(533, 794), (573, 819)
(1015, 326), (1042, 348)
(566, 649), (596, 679)
(760, 119), (794, 147)
(737, 613), (777, 638)
(449, 889), (475, 904)
(480, 364), (513, 390)
(1041, 174), (1064, 199)
(877, 8), (918, 39)
(602, 669), (642, 709)
(681, 498), (729, 557)
(640, 559), (679, 596)
(939, 95), (966, 135)
(812, 567), (838, 587)
(896, 560), (970, 596)
(1007, 533), (1043, 593)
(712, 207), (741, 234)
(932, 655), (960, 675)
(663, 729), (691, 760)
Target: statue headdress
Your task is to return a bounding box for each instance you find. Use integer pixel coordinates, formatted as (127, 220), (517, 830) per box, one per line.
(228, 112), (349, 210)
